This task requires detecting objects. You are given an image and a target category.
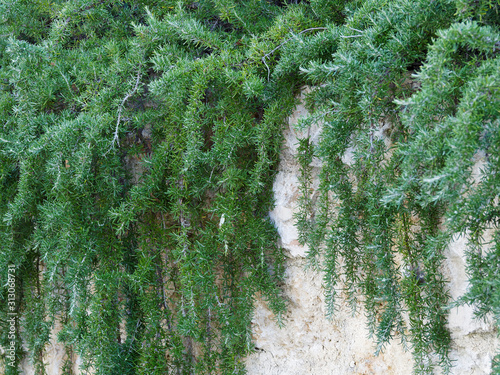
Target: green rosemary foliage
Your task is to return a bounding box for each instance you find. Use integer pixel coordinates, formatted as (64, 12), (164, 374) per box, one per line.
(0, 0), (499, 374)
(295, 1), (500, 374)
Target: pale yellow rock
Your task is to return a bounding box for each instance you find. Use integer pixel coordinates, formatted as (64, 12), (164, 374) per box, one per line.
(247, 94), (499, 375)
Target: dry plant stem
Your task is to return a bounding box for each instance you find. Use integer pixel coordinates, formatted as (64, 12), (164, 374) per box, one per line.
(109, 70), (142, 151)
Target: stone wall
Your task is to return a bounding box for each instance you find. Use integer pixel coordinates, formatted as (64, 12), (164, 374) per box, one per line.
(244, 93), (498, 375)
(11, 93), (499, 375)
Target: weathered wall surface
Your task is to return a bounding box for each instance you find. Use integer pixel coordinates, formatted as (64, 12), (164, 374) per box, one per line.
(16, 320), (84, 375)
(244, 94), (498, 375)
(11, 93), (499, 375)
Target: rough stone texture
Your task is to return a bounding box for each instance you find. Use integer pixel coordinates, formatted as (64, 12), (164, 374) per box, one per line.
(17, 319), (83, 375)
(246, 257), (414, 375)
(245, 93), (498, 375)
(443, 233), (497, 375)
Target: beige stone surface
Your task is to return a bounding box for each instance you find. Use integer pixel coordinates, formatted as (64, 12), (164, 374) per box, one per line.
(246, 257), (414, 375)
(246, 96), (498, 374)
(18, 319), (83, 375)
(442, 232), (498, 375)
(247, 96), (414, 375)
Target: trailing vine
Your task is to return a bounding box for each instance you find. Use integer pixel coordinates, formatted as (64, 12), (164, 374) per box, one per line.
(0, 0), (499, 374)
